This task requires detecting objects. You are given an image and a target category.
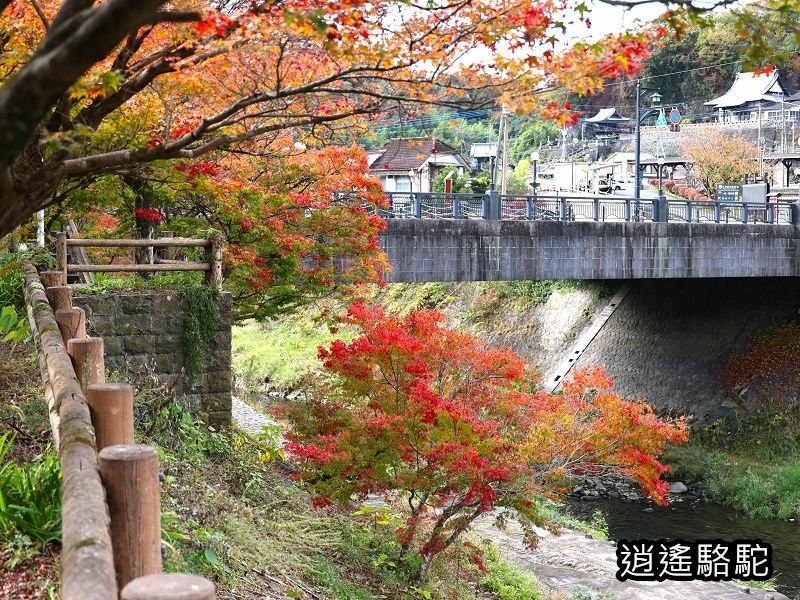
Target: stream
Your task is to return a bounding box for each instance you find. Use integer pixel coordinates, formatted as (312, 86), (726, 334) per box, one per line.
(567, 498), (800, 598)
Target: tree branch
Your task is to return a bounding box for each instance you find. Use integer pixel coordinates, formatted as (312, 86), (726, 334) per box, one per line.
(0, 0), (167, 168)
(29, 0), (50, 29)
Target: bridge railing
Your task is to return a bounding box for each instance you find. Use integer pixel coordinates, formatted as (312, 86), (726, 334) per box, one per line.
(383, 192), (486, 219)
(380, 192), (798, 224)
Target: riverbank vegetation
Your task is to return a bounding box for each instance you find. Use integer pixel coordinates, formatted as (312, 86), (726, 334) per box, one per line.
(0, 339), (59, 599)
(140, 384), (574, 599)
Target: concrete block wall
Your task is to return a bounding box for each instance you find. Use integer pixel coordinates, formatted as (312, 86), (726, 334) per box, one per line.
(74, 290), (232, 427)
(381, 219), (800, 282)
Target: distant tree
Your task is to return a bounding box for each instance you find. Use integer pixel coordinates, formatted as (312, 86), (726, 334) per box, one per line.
(433, 168), (490, 193)
(280, 303), (688, 583)
(685, 132), (758, 197)
(509, 118), (559, 164)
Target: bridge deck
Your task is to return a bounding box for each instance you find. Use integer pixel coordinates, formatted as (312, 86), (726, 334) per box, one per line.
(380, 219), (800, 282)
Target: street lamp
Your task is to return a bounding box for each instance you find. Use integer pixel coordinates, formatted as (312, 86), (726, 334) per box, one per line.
(571, 137), (579, 191)
(529, 150), (540, 220)
(794, 167), (800, 201)
(657, 157), (665, 203)
(634, 80), (662, 201)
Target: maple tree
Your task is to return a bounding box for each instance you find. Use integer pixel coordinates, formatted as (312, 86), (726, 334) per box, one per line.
(280, 303), (688, 582)
(0, 0), (671, 240)
(684, 131), (759, 198)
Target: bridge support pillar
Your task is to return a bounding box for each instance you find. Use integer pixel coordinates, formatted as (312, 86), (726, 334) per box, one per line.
(484, 190), (501, 220)
(792, 201), (800, 225)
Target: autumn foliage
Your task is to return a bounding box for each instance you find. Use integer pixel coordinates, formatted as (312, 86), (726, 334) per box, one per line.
(684, 132), (759, 198)
(280, 303), (688, 581)
(721, 323), (800, 406)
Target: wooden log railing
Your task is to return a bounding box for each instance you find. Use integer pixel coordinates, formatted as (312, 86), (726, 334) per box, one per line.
(55, 234), (224, 288)
(23, 264), (216, 599)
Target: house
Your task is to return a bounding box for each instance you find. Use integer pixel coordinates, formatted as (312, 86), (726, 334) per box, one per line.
(587, 151), (654, 192)
(367, 137), (470, 193)
(533, 162), (590, 192)
(469, 142), (498, 170)
(704, 70), (793, 124)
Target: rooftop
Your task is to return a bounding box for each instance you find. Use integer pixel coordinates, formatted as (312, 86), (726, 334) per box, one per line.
(585, 108), (631, 124)
(367, 137), (464, 171)
(705, 71), (787, 109)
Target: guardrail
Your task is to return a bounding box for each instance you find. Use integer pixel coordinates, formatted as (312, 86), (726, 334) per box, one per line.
(381, 192), (797, 224)
(23, 266), (217, 599)
(56, 234), (223, 287)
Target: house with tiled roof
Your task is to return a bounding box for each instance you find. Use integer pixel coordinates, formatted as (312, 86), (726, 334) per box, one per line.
(704, 71), (793, 124)
(367, 137), (470, 193)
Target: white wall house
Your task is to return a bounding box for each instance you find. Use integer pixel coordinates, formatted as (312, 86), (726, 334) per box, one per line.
(367, 138), (470, 193)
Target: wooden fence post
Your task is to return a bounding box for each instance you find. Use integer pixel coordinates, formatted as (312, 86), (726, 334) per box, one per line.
(55, 232), (68, 283)
(206, 235), (223, 288)
(122, 574), (215, 600)
(86, 383), (134, 451)
(99, 444), (162, 590)
(54, 307), (86, 346)
(39, 270), (65, 288)
(67, 337), (105, 390)
(159, 231), (174, 261)
(45, 285), (73, 312)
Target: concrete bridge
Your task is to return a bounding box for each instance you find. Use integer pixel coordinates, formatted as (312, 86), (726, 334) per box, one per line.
(380, 218), (800, 282)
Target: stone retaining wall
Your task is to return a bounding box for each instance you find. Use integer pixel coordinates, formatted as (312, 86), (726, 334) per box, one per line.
(74, 290), (232, 426)
(571, 278), (800, 424)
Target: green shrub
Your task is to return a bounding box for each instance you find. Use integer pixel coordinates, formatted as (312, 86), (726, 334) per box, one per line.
(0, 433), (61, 545)
(0, 305), (31, 345)
(480, 545), (542, 600)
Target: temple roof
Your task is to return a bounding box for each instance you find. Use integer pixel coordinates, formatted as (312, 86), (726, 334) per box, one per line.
(705, 71), (787, 109)
(585, 108), (631, 124)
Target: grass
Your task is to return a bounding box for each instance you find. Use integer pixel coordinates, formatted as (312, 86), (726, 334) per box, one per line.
(499, 281), (616, 308)
(232, 316), (346, 395)
(666, 442), (800, 520)
(78, 271), (205, 295)
(480, 544), (543, 600)
(534, 500), (609, 541)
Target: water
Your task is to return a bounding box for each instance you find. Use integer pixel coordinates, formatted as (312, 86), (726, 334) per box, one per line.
(568, 498), (800, 598)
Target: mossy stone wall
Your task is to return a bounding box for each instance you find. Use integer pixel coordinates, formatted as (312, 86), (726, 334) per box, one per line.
(74, 290), (232, 427)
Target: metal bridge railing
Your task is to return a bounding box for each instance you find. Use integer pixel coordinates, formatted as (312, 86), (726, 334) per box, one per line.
(379, 192), (799, 225)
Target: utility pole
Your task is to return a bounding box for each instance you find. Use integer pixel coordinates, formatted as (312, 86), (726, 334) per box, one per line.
(782, 92), (787, 154)
(758, 103), (764, 180)
(500, 108), (509, 195)
(634, 79), (642, 200)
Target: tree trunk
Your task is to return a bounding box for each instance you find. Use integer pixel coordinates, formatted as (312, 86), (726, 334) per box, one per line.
(415, 553), (435, 586)
(123, 175), (155, 274)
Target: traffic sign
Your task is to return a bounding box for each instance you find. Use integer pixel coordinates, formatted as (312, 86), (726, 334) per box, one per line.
(668, 107), (682, 125)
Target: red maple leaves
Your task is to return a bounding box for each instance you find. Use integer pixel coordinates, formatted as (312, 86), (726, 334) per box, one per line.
(280, 303), (688, 580)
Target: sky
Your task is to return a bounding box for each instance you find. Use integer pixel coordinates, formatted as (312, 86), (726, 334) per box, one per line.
(575, 1), (667, 40)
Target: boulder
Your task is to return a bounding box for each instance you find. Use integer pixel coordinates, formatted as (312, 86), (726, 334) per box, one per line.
(669, 481), (688, 494)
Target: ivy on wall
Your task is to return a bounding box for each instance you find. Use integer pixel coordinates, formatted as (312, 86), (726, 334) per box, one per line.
(180, 283), (221, 383)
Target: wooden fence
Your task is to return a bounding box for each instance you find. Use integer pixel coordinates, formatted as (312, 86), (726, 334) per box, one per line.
(55, 233), (223, 287)
(24, 265), (216, 599)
